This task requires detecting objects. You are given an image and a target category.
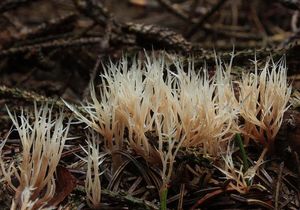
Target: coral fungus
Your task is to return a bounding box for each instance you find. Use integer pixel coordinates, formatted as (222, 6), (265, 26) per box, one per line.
(1, 104), (70, 209)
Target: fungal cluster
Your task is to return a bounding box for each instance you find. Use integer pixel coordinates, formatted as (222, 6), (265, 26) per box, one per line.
(0, 53), (291, 209)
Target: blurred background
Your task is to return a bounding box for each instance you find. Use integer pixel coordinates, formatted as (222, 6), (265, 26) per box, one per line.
(0, 0), (299, 103)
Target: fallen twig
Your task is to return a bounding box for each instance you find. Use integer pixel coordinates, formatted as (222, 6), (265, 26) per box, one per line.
(0, 85), (64, 107)
(156, 0), (192, 23)
(275, 162), (284, 210)
(0, 0), (38, 13)
(185, 0), (228, 39)
(72, 0), (191, 52)
(74, 188), (159, 210)
(0, 37), (102, 57)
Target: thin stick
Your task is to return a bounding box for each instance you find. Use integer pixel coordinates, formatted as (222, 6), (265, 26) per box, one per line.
(275, 162), (284, 210)
(185, 0), (228, 38)
(177, 184), (185, 210)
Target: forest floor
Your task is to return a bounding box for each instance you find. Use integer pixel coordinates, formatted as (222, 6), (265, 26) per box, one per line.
(1, 0), (300, 209)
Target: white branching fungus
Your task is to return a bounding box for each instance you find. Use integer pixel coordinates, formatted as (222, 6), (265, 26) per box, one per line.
(0, 134), (10, 182)
(216, 143), (268, 194)
(239, 58), (291, 148)
(10, 186), (56, 210)
(173, 59), (237, 156)
(65, 53), (291, 205)
(80, 132), (106, 209)
(66, 54), (239, 161)
(215, 144), (250, 194)
(1, 104), (70, 210)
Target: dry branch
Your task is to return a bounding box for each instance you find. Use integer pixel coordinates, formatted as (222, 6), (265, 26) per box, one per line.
(0, 37), (102, 57)
(156, 0), (192, 22)
(185, 0), (228, 38)
(72, 0), (191, 52)
(0, 85), (64, 107)
(0, 0), (38, 13)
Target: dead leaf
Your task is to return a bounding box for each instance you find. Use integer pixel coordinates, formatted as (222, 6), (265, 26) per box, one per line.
(48, 166), (77, 207)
